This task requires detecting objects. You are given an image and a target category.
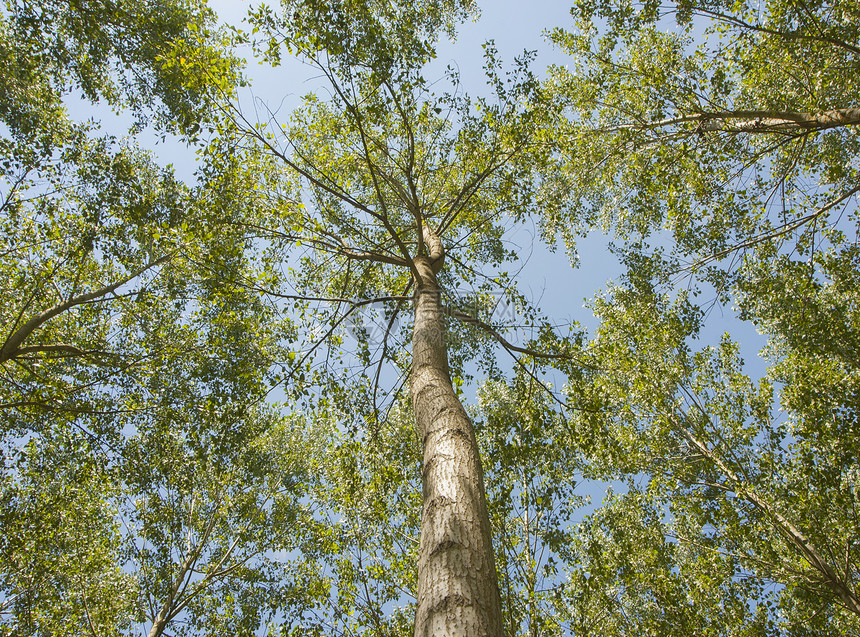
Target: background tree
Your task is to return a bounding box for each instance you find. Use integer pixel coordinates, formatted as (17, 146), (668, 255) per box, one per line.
(538, 1), (860, 633)
(0, 430), (137, 636)
(6, 0), (860, 635)
(476, 376), (584, 636)
(0, 0), (249, 435)
(0, 1), (310, 634)
(544, 0), (859, 271)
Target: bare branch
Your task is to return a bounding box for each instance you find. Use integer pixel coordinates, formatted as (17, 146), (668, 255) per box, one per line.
(448, 308), (593, 367)
(675, 184), (860, 273)
(597, 107), (860, 135)
(371, 284), (411, 428)
(240, 221), (410, 267)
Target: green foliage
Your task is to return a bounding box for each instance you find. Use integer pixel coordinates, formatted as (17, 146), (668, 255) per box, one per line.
(121, 406), (325, 636)
(544, 0), (860, 284)
(534, 4), (860, 631)
(0, 0), (259, 437)
(250, 0), (478, 74)
(0, 1), (304, 634)
(4, 0), (860, 635)
(558, 264), (860, 633)
(0, 0), (241, 138)
(563, 488), (778, 637)
(0, 430), (136, 636)
(477, 377), (584, 636)
(286, 401), (422, 636)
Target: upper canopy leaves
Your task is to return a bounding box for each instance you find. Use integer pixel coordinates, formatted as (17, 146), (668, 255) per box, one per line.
(544, 0), (860, 285)
(237, 0), (565, 407)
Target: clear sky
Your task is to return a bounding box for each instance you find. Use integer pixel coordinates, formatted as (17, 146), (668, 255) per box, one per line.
(65, 0), (770, 544)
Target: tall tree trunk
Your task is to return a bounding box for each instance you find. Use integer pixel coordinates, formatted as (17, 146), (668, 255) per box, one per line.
(411, 248), (502, 637)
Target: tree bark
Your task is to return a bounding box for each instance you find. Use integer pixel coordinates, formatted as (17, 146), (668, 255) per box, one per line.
(608, 107), (860, 136)
(411, 249), (502, 637)
(697, 107), (860, 133)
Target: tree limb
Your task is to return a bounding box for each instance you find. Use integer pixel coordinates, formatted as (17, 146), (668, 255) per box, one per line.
(599, 107), (860, 135)
(691, 7), (860, 56)
(675, 184), (860, 273)
(9, 344), (115, 359)
(669, 409), (860, 615)
(448, 308), (593, 367)
(1, 253), (174, 363)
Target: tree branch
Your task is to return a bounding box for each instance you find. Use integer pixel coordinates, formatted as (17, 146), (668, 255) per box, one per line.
(675, 184), (860, 273)
(669, 408), (860, 615)
(240, 221), (410, 267)
(599, 107), (860, 135)
(9, 344), (115, 359)
(1, 253), (174, 363)
(448, 308), (592, 367)
(691, 7), (860, 56)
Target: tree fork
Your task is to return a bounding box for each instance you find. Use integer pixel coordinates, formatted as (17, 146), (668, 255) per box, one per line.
(411, 245), (502, 636)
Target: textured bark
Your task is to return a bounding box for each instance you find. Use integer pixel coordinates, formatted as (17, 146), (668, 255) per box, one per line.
(411, 248), (502, 637)
(698, 107), (860, 133)
(611, 107), (860, 136)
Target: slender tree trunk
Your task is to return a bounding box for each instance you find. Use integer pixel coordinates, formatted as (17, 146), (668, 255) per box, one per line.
(411, 251), (502, 637)
(148, 596), (173, 637)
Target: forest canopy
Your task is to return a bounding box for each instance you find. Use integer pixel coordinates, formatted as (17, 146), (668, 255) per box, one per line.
(1, 1), (858, 636)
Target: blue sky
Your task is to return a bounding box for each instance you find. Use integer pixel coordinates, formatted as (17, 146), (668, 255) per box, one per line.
(62, 0), (767, 388)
